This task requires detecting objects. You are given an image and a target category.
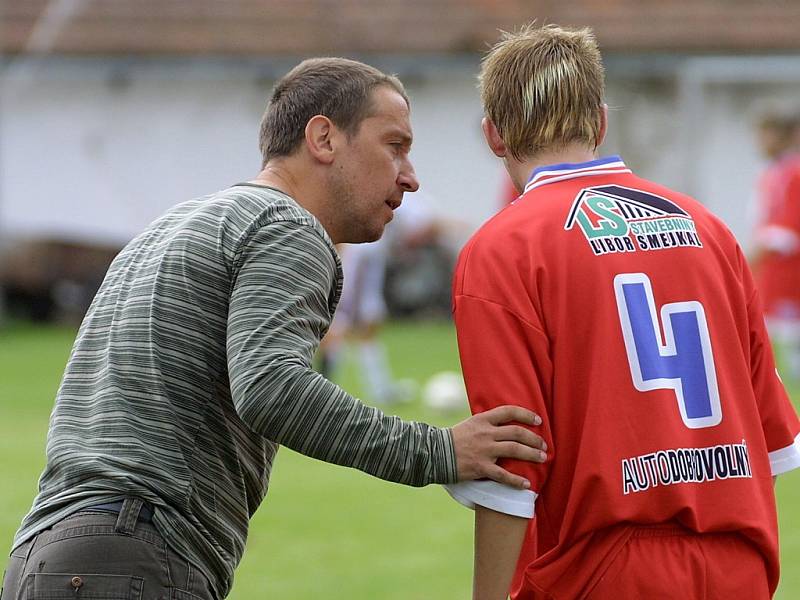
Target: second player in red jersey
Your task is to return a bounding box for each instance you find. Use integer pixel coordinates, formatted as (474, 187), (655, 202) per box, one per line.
(751, 110), (800, 382)
(447, 24), (800, 600)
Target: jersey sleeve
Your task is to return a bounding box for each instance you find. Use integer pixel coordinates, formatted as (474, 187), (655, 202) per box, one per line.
(744, 257), (800, 474)
(444, 237), (553, 518)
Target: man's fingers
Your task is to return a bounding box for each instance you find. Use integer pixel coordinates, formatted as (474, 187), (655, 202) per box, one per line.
(494, 425), (548, 451)
(484, 464), (531, 490)
(451, 409), (547, 485)
(483, 405), (542, 426)
(493, 441), (547, 463)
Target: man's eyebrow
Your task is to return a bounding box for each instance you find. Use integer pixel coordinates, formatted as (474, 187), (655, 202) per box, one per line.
(387, 129), (413, 145)
(384, 127), (414, 146)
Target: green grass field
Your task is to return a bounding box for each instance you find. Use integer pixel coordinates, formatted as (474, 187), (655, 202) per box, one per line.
(1, 321), (799, 598)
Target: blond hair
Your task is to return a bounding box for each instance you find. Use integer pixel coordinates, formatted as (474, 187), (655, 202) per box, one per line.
(480, 23), (605, 160)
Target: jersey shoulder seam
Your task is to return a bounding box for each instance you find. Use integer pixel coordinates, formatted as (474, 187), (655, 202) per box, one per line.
(454, 292), (547, 337)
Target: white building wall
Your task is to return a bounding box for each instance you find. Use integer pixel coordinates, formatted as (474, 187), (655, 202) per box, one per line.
(1, 62), (265, 245)
(2, 57), (799, 250)
(406, 72), (508, 229)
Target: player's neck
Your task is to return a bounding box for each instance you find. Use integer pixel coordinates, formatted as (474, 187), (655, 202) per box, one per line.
(507, 144), (598, 192)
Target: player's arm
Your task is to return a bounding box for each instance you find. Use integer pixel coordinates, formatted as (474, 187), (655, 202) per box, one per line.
(474, 506), (528, 600)
(742, 251), (800, 477)
(445, 235), (554, 502)
(227, 221), (546, 488)
(445, 233), (553, 597)
(444, 292), (547, 597)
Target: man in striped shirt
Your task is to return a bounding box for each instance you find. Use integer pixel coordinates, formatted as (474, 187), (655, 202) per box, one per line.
(1, 58), (547, 600)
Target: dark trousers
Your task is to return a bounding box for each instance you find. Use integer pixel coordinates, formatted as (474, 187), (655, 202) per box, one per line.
(1, 498), (215, 600)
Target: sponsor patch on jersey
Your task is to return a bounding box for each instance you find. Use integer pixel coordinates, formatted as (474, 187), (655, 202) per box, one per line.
(621, 439), (752, 495)
(564, 185), (703, 256)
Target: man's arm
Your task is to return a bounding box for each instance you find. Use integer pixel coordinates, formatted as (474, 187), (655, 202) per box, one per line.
(227, 221), (546, 487)
(474, 506), (529, 600)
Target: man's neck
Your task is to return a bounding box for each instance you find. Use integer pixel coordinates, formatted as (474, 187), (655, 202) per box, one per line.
(250, 161), (300, 199)
(507, 144), (598, 192)
(250, 159), (341, 242)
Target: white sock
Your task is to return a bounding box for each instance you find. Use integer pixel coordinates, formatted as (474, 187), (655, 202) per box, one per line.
(358, 340), (394, 402)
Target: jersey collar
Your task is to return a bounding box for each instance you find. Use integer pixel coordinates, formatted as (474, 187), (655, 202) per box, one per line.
(523, 155), (631, 193)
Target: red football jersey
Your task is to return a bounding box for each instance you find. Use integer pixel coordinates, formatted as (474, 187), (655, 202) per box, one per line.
(753, 152), (800, 319)
(447, 156), (800, 598)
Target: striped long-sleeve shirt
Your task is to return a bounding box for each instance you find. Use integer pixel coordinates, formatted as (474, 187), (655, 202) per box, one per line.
(14, 184), (458, 598)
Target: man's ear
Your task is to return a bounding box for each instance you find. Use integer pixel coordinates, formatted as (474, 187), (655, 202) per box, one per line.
(481, 117), (508, 158)
(305, 115), (337, 165)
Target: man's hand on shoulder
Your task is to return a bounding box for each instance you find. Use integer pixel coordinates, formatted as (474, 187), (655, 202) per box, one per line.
(451, 406), (547, 490)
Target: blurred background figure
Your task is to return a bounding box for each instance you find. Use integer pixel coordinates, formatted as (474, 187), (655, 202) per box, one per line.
(383, 190), (456, 319)
(751, 108), (800, 382)
(319, 191), (455, 404)
(320, 237), (413, 405)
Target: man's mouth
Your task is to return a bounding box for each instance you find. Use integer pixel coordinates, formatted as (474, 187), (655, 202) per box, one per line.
(386, 198), (402, 210)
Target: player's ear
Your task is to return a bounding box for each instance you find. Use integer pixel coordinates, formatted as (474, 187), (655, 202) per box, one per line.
(305, 115), (337, 165)
(482, 117), (508, 158)
(595, 104), (608, 149)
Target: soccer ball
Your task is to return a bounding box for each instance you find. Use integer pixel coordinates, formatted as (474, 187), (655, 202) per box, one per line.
(422, 371), (468, 411)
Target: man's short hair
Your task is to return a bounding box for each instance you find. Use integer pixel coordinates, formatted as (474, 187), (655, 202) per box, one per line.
(259, 57), (408, 165)
(479, 23), (605, 161)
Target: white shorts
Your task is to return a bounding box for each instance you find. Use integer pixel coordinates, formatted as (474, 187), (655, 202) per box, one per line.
(333, 241), (388, 329)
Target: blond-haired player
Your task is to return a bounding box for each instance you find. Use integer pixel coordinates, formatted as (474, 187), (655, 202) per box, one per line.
(446, 24), (800, 599)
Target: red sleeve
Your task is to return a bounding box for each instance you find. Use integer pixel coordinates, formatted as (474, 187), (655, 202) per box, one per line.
(451, 233), (554, 494)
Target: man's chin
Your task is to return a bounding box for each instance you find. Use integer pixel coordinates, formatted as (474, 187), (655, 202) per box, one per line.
(341, 223), (385, 244)
(362, 227), (385, 243)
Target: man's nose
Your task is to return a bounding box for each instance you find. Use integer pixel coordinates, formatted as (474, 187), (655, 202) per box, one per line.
(398, 162), (420, 192)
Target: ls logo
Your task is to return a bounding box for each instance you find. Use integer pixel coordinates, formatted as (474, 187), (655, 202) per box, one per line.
(614, 273), (722, 429)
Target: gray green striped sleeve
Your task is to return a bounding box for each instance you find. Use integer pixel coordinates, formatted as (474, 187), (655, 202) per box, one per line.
(227, 220), (458, 486)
